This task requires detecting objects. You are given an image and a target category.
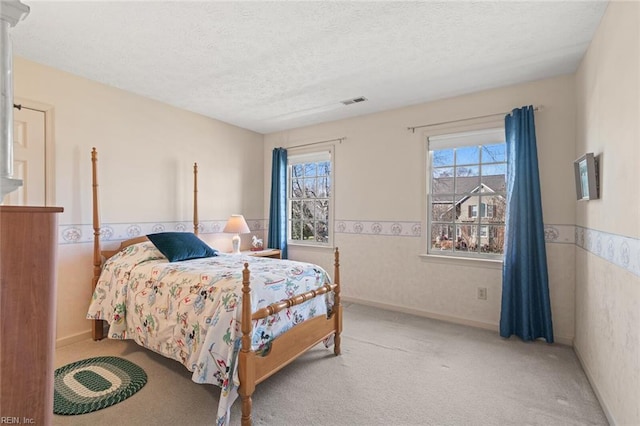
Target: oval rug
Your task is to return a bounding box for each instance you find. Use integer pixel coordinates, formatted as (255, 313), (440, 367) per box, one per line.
(54, 356), (147, 415)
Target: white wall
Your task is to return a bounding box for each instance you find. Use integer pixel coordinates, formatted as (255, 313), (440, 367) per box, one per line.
(14, 57), (265, 345)
(574, 2), (640, 424)
(264, 74), (577, 343)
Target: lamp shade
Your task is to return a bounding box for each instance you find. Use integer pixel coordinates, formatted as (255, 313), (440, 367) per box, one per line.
(223, 214), (250, 234)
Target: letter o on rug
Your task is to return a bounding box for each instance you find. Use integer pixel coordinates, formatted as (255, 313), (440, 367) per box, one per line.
(54, 356), (147, 415)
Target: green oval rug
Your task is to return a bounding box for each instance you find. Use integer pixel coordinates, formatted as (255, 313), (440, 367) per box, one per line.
(54, 356), (147, 415)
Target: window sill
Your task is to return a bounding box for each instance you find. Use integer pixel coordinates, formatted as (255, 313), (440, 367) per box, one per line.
(287, 242), (335, 250)
(419, 253), (503, 270)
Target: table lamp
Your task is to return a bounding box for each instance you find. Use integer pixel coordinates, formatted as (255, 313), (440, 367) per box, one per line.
(223, 214), (250, 254)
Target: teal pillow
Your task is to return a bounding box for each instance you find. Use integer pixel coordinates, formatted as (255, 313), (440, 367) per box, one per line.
(146, 232), (217, 262)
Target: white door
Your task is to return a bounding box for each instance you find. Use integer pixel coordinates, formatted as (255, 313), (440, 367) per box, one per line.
(1, 107), (46, 206)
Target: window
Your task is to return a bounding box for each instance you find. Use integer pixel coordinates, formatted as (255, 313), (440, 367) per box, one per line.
(427, 128), (506, 258)
(469, 203), (493, 218)
(288, 150), (333, 245)
(486, 204), (494, 218)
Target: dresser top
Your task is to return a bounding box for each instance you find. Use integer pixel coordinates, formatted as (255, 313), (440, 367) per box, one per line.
(0, 206), (64, 213)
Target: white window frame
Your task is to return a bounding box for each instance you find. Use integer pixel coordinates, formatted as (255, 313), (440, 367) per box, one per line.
(423, 124), (506, 262)
(287, 147), (334, 247)
(486, 204), (494, 218)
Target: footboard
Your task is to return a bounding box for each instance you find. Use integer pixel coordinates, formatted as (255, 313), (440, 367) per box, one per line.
(238, 248), (343, 426)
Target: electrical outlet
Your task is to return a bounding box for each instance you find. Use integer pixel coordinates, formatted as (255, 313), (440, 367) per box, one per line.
(477, 287), (488, 300)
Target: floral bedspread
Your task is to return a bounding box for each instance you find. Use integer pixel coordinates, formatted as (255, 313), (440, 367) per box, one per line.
(87, 241), (331, 425)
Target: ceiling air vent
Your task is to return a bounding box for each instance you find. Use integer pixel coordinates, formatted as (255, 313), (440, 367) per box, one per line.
(341, 96), (367, 106)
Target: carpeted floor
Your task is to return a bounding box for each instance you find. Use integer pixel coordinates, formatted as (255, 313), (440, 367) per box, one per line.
(54, 303), (608, 426)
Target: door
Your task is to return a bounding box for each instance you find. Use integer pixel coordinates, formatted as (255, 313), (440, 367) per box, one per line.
(1, 107), (46, 206)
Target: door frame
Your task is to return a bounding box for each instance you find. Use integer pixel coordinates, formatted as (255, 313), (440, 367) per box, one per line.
(14, 96), (55, 206)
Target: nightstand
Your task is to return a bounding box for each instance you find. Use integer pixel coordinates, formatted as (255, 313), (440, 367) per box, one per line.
(243, 249), (281, 259)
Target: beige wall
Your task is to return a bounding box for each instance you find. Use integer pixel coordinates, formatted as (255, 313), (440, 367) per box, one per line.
(264, 74), (577, 343)
(14, 57), (265, 345)
(574, 2), (640, 425)
(15, 7), (638, 418)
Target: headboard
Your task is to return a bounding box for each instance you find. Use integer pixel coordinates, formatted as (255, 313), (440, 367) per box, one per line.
(90, 147), (199, 339)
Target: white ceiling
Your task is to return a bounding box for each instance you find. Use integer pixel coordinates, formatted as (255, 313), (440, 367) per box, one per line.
(12, 1), (608, 134)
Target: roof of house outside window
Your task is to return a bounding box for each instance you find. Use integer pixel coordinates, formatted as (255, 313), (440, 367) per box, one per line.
(432, 175), (506, 205)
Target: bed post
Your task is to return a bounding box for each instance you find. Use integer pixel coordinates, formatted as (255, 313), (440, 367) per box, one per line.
(239, 263), (255, 426)
(91, 148), (105, 341)
(333, 247), (342, 356)
(193, 162), (199, 236)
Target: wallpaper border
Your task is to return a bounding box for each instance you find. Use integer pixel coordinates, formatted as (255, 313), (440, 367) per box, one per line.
(575, 226), (640, 278)
(58, 219), (266, 245)
(57, 220), (639, 277)
(334, 220), (577, 243)
(335, 220), (421, 237)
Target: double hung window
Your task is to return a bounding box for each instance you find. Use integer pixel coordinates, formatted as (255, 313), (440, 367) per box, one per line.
(287, 150), (333, 246)
(427, 128), (506, 259)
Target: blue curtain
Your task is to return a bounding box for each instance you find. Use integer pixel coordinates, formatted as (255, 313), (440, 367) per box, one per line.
(500, 106), (554, 343)
(268, 148), (288, 259)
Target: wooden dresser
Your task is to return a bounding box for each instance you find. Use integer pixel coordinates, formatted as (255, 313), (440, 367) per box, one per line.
(0, 206), (63, 424)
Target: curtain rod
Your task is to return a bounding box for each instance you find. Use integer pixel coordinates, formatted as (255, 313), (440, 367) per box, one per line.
(287, 137), (346, 149)
(407, 106), (541, 133)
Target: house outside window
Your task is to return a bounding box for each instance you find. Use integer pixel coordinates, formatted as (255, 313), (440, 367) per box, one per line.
(287, 150), (333, 246)
(427, 128), (506, 259)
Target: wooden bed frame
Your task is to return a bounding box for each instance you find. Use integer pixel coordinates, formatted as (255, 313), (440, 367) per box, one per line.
(90, 148), (343, 425)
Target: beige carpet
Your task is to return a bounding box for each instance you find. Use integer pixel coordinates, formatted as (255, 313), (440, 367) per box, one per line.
(54, 303), (607, 426)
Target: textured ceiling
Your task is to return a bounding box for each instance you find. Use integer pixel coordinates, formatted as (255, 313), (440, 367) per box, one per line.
(12, 1), (608, 134)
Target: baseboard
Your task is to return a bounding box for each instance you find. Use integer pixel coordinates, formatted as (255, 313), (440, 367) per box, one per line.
(574, 345), (616, 426)
(342, 296), (574, 346)
(557, 335), (574, 346)
(56, 330), (92, 348)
